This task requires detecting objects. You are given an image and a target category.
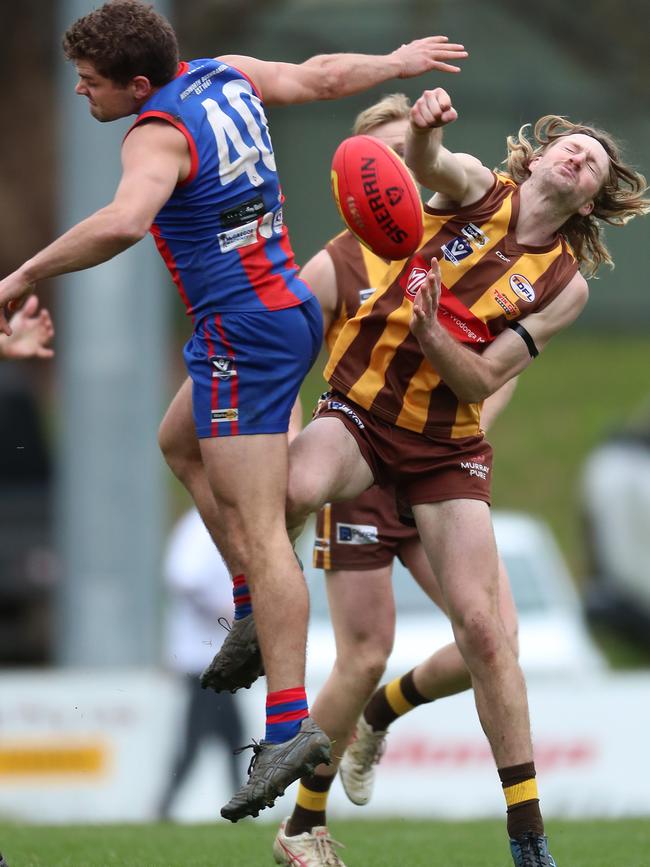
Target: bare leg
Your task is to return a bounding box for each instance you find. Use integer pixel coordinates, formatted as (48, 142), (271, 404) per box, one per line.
(414, 499), (532, 767)
(311, 565), (396, 772)
(400, 538), (518, 699)
(199, 433), (306, 692)
(158, 377), (245, 574)
(286, 417), (375, 543)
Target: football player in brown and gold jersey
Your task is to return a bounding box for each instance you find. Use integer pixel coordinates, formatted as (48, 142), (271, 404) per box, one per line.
(284, 88), (648, 867)
(274, 94), (518, 867)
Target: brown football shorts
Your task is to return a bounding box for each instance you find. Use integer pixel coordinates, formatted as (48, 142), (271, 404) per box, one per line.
(313, 484), (420, 571)
(314, 390), (493, 511)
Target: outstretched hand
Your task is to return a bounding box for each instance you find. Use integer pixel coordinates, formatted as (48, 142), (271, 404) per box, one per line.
(393, 36), (468, 77)
(0, 295), (54, 359)
(410, 88), (458, 131)
(410, 257), (442, 343)
(0, 270), (35, 336)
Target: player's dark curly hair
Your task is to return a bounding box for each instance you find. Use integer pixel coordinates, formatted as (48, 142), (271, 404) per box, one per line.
(500, 115), (649, 277)
(62, 0), (179, 87)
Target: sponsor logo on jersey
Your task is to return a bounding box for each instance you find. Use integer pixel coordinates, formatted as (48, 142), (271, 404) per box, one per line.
(442, 223), (490, 265)
(461, 223), (489, 247)
(460, 459), (490, 480)
(495, 249), (511, 263)
(217, 221), (258, 253)
(337, 522), (379, 545)
(259, 211), (274, 239)
(441, 236), (473, 265)
(509, 273), (535, 303)
(438, 305), (487, 344)
(210, 355), (237, 380)
(405, 267), (429, 298)
(493, 290), (520, 319)
(359, 287), (376, 303)
(272, 207), (284, 234)
(327, 399), (365, 429)
(179, 66), (224, 100)
(220, 196), (265, 228)
(211, 408), (239, 423)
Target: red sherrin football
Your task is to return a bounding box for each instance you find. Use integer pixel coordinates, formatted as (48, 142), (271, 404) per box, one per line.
(331, 134), (424, 261)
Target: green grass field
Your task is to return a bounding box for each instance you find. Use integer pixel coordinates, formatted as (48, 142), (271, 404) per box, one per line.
(1, 817), (649, 866)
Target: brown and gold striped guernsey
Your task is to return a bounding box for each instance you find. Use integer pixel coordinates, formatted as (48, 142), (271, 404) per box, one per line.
(325, 173), (578, 440)
(324, 230), (397, 351)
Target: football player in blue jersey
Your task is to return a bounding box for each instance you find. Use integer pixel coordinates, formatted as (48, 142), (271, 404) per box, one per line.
(0, 0), (468, 820)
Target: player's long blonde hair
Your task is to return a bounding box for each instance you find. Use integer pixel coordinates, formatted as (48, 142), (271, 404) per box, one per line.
(353, 93), (411, 135)
(500, 115), (649, 277)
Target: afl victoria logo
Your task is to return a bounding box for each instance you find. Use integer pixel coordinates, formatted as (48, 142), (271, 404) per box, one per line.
(509, 273), (535, 303)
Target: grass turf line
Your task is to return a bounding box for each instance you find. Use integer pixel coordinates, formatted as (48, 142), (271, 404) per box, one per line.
(1, 818), (649, 866)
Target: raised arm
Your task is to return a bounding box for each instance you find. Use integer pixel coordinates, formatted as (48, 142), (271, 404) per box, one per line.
(410, 258), (589, 402)
(218, 36), (467, 106)
(405, 88), (494, 207)
(0, 121), (187, 335)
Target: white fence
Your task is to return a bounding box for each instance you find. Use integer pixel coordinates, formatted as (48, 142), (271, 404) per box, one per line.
(0, 669), (648, 823)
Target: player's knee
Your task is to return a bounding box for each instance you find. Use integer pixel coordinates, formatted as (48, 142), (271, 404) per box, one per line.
(286, 474), (322, 529)
(338, 632), (391, 684)
(452, 608), (505, 669)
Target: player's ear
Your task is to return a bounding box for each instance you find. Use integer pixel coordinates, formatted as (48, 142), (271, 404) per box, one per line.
(131, 75), (153, 100)
(578, 199), (594, 216)
(528, 155), (540, 174)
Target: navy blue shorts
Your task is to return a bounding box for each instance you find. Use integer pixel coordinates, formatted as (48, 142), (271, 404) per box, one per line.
(184, 297), (323, 438)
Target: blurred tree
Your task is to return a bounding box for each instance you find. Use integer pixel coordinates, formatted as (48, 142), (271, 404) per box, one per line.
(495, 0), (650, 104)
(0, 2), (57, 275)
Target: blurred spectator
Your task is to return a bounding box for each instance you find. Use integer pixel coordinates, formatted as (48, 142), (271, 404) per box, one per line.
(158, 508), (245, 820)
(582, 418), (650, 647)
(0, 346), (54, 665)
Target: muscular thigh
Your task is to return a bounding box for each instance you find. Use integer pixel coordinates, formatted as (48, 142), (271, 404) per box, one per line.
(287, 416), (374, 517)
(158, 377), (200, 462)
(413, 499), (499, 620)
(325, 565), (396, 656)
(199, 432), (290, 526)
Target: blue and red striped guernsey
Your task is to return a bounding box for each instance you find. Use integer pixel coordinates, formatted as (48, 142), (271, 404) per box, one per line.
(232, 574), (252, 620)
(127, 58), (313, 320)
(265, 687), (309, 744)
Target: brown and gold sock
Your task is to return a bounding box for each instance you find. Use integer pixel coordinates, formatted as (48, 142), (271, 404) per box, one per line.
(285, 772), (335, 836)
(364, 669), (431, 731)
(498, 761), (544, 838)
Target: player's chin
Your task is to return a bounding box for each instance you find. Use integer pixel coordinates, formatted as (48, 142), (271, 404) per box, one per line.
(89, 106), (110, 123)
